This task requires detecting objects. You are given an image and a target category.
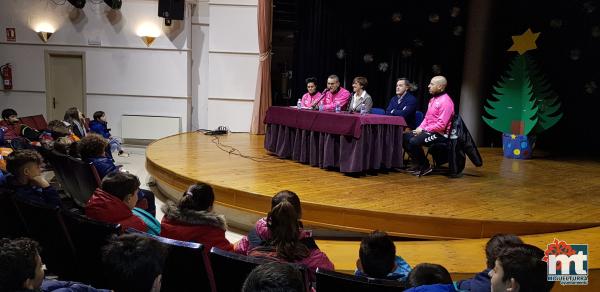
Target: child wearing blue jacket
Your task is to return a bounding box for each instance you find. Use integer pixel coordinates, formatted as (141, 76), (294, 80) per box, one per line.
(89, 111), (128, 157)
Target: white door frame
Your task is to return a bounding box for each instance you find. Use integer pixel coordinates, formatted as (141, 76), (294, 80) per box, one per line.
(44, 50), (87, 120)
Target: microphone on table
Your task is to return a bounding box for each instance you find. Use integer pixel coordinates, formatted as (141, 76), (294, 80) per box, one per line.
(311, 88), (329, 110)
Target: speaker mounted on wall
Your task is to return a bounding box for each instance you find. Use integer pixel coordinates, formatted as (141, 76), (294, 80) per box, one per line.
(158, 0), (185, 21)
(67, 0), (86, 9)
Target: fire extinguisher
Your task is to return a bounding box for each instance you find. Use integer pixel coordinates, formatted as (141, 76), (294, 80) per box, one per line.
(1, 63), (13, 90)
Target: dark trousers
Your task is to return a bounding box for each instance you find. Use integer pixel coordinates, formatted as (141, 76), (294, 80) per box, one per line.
(403, 131), (448, 168)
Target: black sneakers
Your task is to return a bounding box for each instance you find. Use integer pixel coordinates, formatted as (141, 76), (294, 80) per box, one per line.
(412, 165), (433, 177)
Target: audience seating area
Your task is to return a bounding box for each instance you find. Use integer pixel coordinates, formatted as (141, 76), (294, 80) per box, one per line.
(43, 149), (101, 206)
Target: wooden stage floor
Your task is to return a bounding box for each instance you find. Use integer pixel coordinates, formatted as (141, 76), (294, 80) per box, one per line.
(146, 132), (600, 239)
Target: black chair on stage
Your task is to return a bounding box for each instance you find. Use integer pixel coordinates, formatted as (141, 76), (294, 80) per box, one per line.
(127, 229), (215, 292)
(0, 188), (27, 238)
(315, 268), (405, 292)
(209, 247), (310, 292)
(61, 210), (120, 287)
(12, 197), (77, 278)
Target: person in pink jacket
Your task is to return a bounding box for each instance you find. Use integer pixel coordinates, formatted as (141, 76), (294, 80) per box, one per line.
(405, 76), (455, 176)
(320, 75), (351, 111)
(301, 77), (323, 108)
(235, 190), (334, 280)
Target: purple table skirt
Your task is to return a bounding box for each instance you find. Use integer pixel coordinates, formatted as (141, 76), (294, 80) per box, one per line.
(264, 124), (404, 173)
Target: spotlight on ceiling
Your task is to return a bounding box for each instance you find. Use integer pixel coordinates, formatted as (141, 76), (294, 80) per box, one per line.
(104, 0), (122, 9)
(67, 0), (86, 9)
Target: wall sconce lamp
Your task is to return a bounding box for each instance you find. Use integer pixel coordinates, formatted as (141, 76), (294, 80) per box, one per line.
(35, 23), (55, 43)
(136, 23), (161, 47)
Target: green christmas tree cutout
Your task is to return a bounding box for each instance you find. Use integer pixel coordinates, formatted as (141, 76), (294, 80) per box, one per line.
(483, 54), (539, 135)
(483, 54), (563, 136)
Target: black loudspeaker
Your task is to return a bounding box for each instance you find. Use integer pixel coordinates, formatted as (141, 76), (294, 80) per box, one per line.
(158, 0), (185, 20)
(67, 0), (86, 9)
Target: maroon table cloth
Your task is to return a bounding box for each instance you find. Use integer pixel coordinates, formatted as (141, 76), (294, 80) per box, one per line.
(264, 106), (407, 173)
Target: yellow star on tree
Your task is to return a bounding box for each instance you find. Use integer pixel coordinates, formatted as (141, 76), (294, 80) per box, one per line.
(508, 28), (540, 55)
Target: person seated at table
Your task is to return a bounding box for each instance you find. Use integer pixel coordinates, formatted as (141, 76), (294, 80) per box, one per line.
(348, 76), (373, 113)
(318, 74), (351, 111)
(404, 76), (454, 176)
(301, 77), (323, 109)
(386, 78), (418, 129)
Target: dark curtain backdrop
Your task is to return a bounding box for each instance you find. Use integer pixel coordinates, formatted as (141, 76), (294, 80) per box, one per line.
(290, 0), (468, 111)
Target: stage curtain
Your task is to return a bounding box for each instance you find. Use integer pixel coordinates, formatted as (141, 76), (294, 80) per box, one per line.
(250, 0), (273, 135)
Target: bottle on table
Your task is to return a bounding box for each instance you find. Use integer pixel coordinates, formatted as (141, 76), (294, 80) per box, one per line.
(335, 101), (341, 113)
(297, 98), (302, 109)
(360, 103), (367, 115)
(318, 101), (324, 112)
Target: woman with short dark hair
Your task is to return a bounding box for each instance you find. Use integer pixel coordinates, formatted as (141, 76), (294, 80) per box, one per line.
(348, 76), (373, 113)
(300, 77), (323, 109)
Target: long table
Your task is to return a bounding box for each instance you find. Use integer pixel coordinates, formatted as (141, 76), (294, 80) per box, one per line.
(264, 106), (407, 173)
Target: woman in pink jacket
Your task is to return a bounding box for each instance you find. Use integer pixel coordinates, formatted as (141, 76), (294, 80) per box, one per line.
(300, 77), (323, 109)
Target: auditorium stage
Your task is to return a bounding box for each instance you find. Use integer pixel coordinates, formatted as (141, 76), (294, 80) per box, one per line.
(146, 132), (600, 239)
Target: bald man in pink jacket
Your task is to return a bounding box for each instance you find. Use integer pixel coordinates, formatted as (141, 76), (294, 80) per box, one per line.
(404, 76), (454, 176)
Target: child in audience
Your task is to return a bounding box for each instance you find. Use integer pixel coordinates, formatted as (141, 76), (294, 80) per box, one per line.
(235, 190), (312, 255)
(160, 183), (233, 251)
(455, 234), (523, 292)
(0, 237), (109, 292)
(79, 134), (156, 215)
(1, 108), (22, 143)
(102, 234), (167, 292)
(1, 108), (40, 148)
(247, 199), (334, 279)
(63, 107), (87, 139)
(242, 262), (306, 292)
(89, 111), (128, 157)
(85, 171), (160, 235)
(1, 149), (61, 207)
(406, 263), (453, 289)
(355, 231), (412, 281)
(489, 244), (553, 292)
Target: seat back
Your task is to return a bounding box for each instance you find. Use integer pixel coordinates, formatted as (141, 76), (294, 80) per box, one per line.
(45, 150), (85, 205)
(128, 230), (215, 292)
(370, 107), (386, 115)
(209, 247), (310, 292)
(315, 268), (405, 292)
(415, 111), (424, 128)
(0, 189), (27, 238)
(12, 197), (77, 278)
(19, 114), (48, 130)
(61, 210), (120, 287)
(65, 156), (101, 206)
(210, 247), (270, 292)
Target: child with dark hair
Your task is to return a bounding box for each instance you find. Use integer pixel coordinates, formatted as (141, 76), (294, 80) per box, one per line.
(79, 134), (156, 215)
(235, 190), (307, 255)
(1, 149), (61, 207)
(0, 108), (41, 147)
(247, 199), (334, 280)
(404, 263), (454, 292)
(242, 262), (306, 292)
(1, 108), (21, 144)
(0, 237), (109, 292)
(86, 172), (160, 235)
(455, 234), (523, 292)
(490, 244), (553, 292)
(160, 183), (233, 251)
(355, 231), (412, 281)
(89, 111), (128, 157)
(102, 234), (167, 292)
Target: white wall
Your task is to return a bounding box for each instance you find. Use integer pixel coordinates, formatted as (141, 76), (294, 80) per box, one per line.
(0, 0), (191, 137)
(0, 0), (261, 135)
(207, 0), (259, 132)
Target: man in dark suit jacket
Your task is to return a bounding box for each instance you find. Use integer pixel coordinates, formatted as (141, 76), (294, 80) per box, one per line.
(385, 78), (418, 129)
